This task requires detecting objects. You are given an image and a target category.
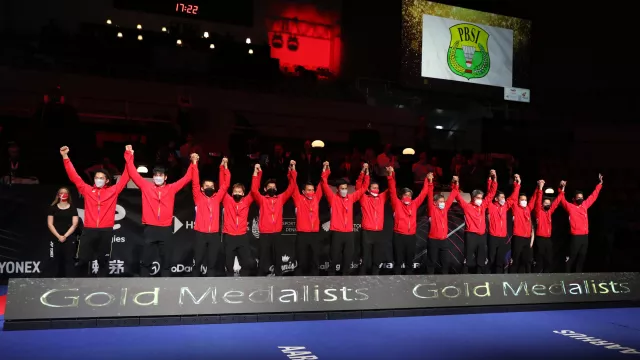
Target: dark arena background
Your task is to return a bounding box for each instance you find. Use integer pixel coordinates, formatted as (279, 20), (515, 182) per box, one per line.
(1, 0), (640, 359)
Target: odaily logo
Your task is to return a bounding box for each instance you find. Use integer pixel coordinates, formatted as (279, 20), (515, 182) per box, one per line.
(553, 330), (640, 355)
(0, 261), (41, 274)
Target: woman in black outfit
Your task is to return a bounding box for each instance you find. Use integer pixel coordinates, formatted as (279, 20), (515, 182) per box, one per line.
(47, 187), (79, 277)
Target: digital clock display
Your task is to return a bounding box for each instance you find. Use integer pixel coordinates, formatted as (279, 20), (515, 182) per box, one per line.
(113, 0), (253, 27)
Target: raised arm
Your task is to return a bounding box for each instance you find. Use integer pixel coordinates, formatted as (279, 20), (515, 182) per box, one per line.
(508, 175), (522, 208)
(282, 161), (297, 202)
(445, 177), (460, 211)
(124, 145), (148, 189)
(559, 180), (571, 210)
(583, 174), (603, 209)
(251, 163), (264, 206)
(528, 187), (540, 212)
(191, 160), (203, 202)
(355, 171), (365, 191)
(214, 158), (230, 202)
(413, 174), (431, 208)
(112, 155), (131, 195)
(170, 153), (196, 191)
(549, 183), (565, 214)
(535, 180), (544, 213)
(386, 169), (399, 209)
(352, 164), (370, 201)
(320, 162), (334, 204)
(60, 146), (90, 194)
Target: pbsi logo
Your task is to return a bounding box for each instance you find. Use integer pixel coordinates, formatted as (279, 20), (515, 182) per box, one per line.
(77, 204), (126, 230)
(447, 23), (490, 80)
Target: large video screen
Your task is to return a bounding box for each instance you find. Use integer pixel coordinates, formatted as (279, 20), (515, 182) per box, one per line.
(401, 1), (531, 90)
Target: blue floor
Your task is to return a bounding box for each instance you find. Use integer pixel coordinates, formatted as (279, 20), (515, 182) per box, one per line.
(1, 306), (639, 359)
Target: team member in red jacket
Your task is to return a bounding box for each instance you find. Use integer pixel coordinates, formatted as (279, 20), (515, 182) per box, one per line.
(425, 173), (460, 275)
(455, 170), (497, 274)
(290, 167), (324, 276)
(387, 168), (430, 275)
(222, 179), (254, 276)
(561, 174), (603, 273)
(190, 156), (229, 277)
(533, 179), (565, 273)
(251, 162), (296, 276)
(357, 166), (390, 275)
(510, 177), (540, 273)
(60, 146), (130, 277)
(125, 145), (195, 277)
(486, 175), (520, 273)
(321, 161), (369, 276)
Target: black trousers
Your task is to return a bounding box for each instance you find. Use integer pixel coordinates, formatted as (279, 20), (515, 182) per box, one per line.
(140, 225), (173, 277)
(511, 236), (531, 273)
(487, 235), (509, 274)
(393, 233), (417, 275)
(258, 233), (296, 276)
(192, 232), (221, 277)
(76, 228), (112, 277)
(427, 238), (451, 275)
(296, 232), (321, 276)
(565, 234), (589, 273)
(329, 231), (355, 276)
(223, 233), (254, 276)
(535, 236), (553, 273)
(464, 232), (487, 274)
(360, 230), (386, 275)
(50, 235), (77, 277)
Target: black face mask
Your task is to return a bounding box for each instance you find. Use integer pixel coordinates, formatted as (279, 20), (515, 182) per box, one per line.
(233, 194), (243, 202)
(543, 205), (551, 211)
(575, 198), (584, 205)
(203, 188), (215, 197)
(266, 188), (277, 196)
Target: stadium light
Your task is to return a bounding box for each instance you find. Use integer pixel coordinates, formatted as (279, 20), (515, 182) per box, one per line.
(544, 188), (555, 195)
(176, 39), (182, 46)
(117, 32), (123, 38)
(137, 166), (148, 174)
(106, 19), (112, 25)
(402, 148), (416, 155)
(137, 35), (143, 41)
(161, 27), (167, 32)
(435, 125), (443, 130)
(248, 49), (254, 54)
(136, 24), (142, 30)
(311, 140), (325, 148)
(246, 37), (251, 44)
(204, 31), (209, 38)
(435, 108), (444, 114)
(209, 44), (215, 49)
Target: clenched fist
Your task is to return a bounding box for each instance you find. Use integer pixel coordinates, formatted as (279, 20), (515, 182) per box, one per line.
(60, 146), (69, 158)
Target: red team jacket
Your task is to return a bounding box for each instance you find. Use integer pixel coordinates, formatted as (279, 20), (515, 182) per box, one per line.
(560, 184), (602, 235)
(534, 189), (564, 237)
(387, 175), (430, 235)
(192, 165), (230, 233)
(64, 155), (130, 229)
(290, 171), (323, 233)
(222, 193), (254, 236)
(251, 170), (295, 234)
(126, 152), (194, 227)
(512, 188), (539, 238)
(321, 170), (369, 232)
(427, 182), (460, 240)
(487, 182), (520, 237)
(455, 179), (498, 235)
(356, 172), (388, 231)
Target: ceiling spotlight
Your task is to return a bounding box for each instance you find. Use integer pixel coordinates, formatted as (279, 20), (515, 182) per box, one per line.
(544, 188), (555, 194)
(106, 19), (112, 25)
(311, 140), (325, 148)
(136, 166), (148, 174)
(271, 33), (283, 48)
(287, 35), (299, 51)
(204, 31), (209, 38)
(435, 125), (443, 130)
(176, 39), (182, 46)
(209, 44), (215, 49)
(402, 148), (416, 155)
(246, 37), (251, 44)
(161, 27), (167, 32)
(117, 32), (123, 38)
(136, 24), (142, 30)
(435, 108), (444, 114)
(137, 35), (143, 41)
(248, 49), (254, 54)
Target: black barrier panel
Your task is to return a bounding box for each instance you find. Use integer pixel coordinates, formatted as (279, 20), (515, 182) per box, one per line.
(5, 273), (640, 321)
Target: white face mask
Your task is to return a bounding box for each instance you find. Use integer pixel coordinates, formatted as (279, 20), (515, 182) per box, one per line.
(153, 176), (165, 186)
(474, 199), (483, 206)
(339, 189), (348, 197)
(498, 199), (505, 206)
(370, 192), (379, 197)
(94, 179), (105, 188)
(438, 202), (445, 210)
(520, 200), (527, 207)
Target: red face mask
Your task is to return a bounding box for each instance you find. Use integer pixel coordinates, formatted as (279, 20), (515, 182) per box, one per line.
(370, 189), (380, 195)
(59, 193), (69, 201)
(402, 195), (411, 204)
(305, 190), (315, 198)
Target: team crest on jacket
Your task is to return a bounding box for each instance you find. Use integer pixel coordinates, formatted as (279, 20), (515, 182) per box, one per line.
(447, 23), (490, 80)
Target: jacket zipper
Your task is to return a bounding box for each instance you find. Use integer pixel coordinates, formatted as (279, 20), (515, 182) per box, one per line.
(157, 191), (162, 221)
(96, 190), (101, 227)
